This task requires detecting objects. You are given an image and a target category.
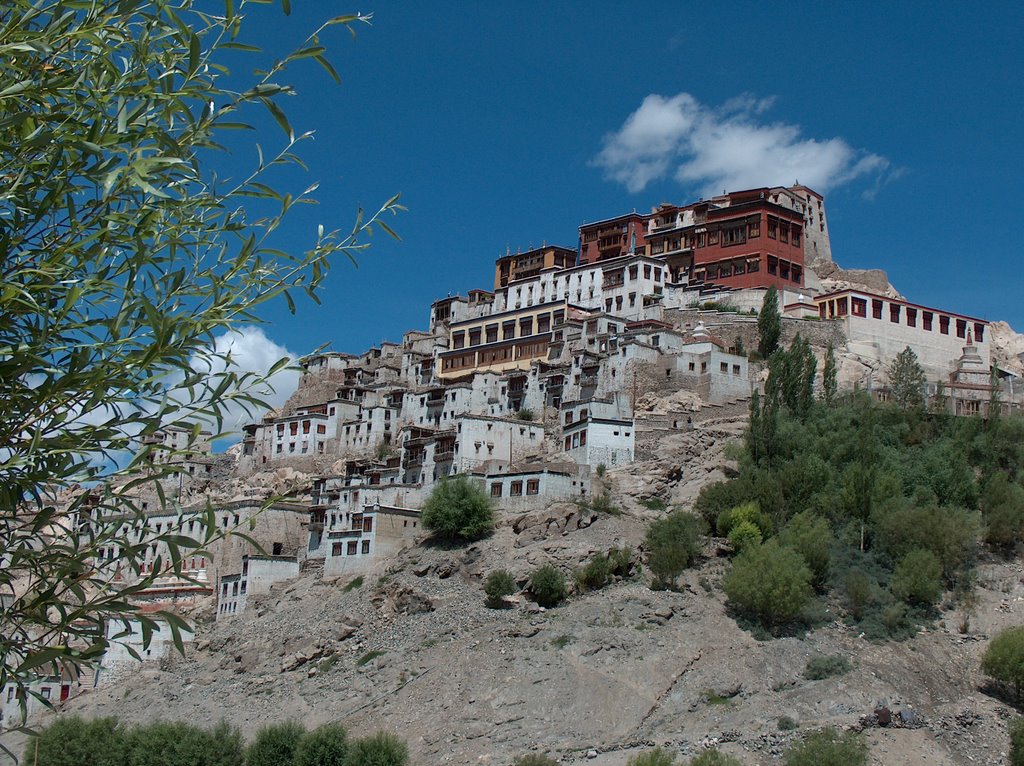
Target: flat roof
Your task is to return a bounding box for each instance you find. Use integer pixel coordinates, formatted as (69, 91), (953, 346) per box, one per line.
(815, 288), (989, 325)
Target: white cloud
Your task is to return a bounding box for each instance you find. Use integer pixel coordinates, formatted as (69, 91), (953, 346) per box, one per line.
(594, 92), (890, 196)
(185, 326), (301, 435)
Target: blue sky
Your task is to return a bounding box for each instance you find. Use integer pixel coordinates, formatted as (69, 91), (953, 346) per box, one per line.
(218, 2), (1024, 373)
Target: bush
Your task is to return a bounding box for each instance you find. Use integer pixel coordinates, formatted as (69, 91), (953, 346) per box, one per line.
(843, 569), (876, 621)
(421, 475), (495, 542)
(24, 716), (128, 766)
(874, 503), (980, 582)
(627, 747), (676, 766)
(778, 716), (799, 731)
(126, 721), (243, 766)
(716, 501), (771, 539)
(484, 569), (517, 608)
(645, 512), (705, 588)
(516, 408), (535, 421)
(344, 731), (409, 766)
(531, 564), (568, 608)
(295, 723), (349, 766)
(981, 472), (1024, 551)
(778, 512), (833, 590)
(727, 520), (762, 554)
(690, 751), (743, 766)
(982, 626), (1024, 699)
(783, 727), (867, 766)
(248, 721), (306, 766)
(723, 540), (813, 628)
(804, 654), (852, 680)
(577, 552), (612, 590)
(1010, 717), (1024, 766)
(891, 549), (944, 607)
(514, 754), (559, 765)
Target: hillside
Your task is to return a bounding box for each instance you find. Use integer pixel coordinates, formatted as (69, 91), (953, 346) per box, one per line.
(13, 415), (1023, 766)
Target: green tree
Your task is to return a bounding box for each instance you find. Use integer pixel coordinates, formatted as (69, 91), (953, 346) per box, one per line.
(344, 731), (409, 766)
(530, 564), (568, 608)
(727, 520), (763, 554)
(891, 549), (944, 607)
(778, 512), (833, 591)
(247, 721), (306, 766)
(982, 626), (1024, 700)
(981, 472), (1024, 551)
(421, 475), (495, 542)
(484, 569), (517, 608)
(126, 720), (243, 766)
(783, 727), (867, 766)
(22, 716), (127, 766)
(0, 0), (401, 709)
(723, 540), (813, 628)
(757, 285), (782, 358)
(295, 723), (349, 766)
(645, 512), (705, 588)
(822, 342), (838, 405)
(887, 346), (927, 410)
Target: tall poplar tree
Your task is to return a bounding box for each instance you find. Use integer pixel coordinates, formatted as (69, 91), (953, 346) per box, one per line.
(757, 286), (782, 358)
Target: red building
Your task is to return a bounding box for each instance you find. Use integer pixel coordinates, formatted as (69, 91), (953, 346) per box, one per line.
(581, 186), (817, 291)
(578, 211), (649, 265)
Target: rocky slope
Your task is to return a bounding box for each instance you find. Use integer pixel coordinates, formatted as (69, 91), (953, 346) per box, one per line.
(8, 416), (1023, 766)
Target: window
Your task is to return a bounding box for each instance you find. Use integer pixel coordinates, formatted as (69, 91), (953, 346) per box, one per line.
(688, 362), (695, 371)
(747, 258), (760, 273)
(720, 362), (728, 373)
(956, 319), (967, 338)
(975, 323), (985, 342)
(302, 420), (311, 434)
(317, 424), (326, 434)
(701, 361), (707, 372)
(579, 430), (587, 446)
(564, 435), (571, 451)
(890, 304), (901, 323)
(852, 297), (867, 317)
(469, 328), (481, 346)
(289, 422), (298, 435)
(748, 220), (760, 238)
(923, 311), (933, 331)
(733, 365), (741, 375)
(906, 307), (917, 327)
(485, 324), (498, 343)
(490, 482), (503, 497)
(872, 299), (883, 319)
(779, 224), (789, 244)
(510, 481), (523, 496)
(767, 257), (778, 275)
(41, 687), (51, 700)
(939, 315), (950, 334)
(629, 292), (636, 307)
(519, 317), (533, 336)
(361, 540), (370, 554)
(363, 517), (373, 532)
(347, 541), (357, 555)
(792, 226), (801, 246)
(527, 479), (540, 495)
(629, 265), (638, 279)
(643, 265), (651, 279)
(767, 218), (778, 239)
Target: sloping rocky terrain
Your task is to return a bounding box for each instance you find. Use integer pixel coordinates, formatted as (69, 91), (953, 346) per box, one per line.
(16, 416), (1022, 766)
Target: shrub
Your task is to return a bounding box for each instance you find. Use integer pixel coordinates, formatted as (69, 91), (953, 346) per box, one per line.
(778, 716), (799, 731)
(577, 552), (612, 590)
(723, 540), (813, 628)
(778, 512), (833, 590)
(716, 501), (771, 539)
(690, 751), (743, 766)
(843, 569), (875, 621)
(1010, 717), (1024, 766)
(804, 654), (852, 680)
(783, 727), (867, 766)
(589, 490), (620, 515)
(484, 569), (517, 608)
(344, 731), (409, 766)
(727, 520), (762, 554)
(343, 575), (364, 593)
(295, 723), (349, 766)
(248, 721), (306, 766)
(891, 549), (944, 607)
(514, 755), (560, 766)
(608, 546), (636, 577)
(874, 503), (980, 582)
(207, 720), (246, 766)
(421, 475), (495, 542)
(626, 747), (676, 766)
(981, 472), (1024, 551)
(982, 626), (1024, 699)
(516, 408), (535, 421)
(24, 716), (128, 766)
(645, 512), (705, 588)
(596, 463), (607, 477)
(531, 564), (568, 608)
(126, 721), (242, 766)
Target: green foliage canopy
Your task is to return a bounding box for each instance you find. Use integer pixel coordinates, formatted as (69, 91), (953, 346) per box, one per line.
(421, 475), (495, 542)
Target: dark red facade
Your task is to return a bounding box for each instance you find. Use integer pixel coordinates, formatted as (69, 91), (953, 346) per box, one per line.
(578, 212), (649, 265)
(580, 188), (809, 291)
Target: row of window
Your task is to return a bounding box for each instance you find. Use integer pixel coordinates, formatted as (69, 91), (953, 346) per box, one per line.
(276, 420), (328, 436)
(823, 296), (985, 341)
(490, 479), (541, 497)
(452, 311), (564, 350)
(332, 539), (371, 556)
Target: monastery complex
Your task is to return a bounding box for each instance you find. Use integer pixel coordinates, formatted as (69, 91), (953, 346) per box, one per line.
(8, 184), (1021, 721)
